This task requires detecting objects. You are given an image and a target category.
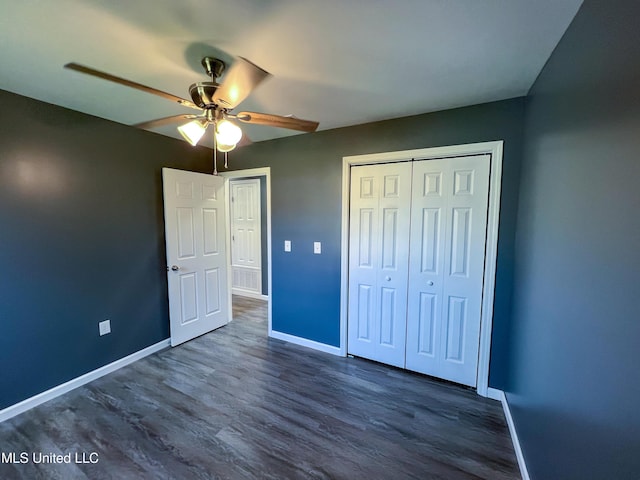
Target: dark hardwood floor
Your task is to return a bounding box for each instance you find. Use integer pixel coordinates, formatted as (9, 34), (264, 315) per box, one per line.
(0, 296), (520, 479)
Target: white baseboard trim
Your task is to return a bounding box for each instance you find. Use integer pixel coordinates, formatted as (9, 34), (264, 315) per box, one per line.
(232, 289), (268, 301)
(269, 330), (342, 356)
(490, 388), (530, 480)
(0, 339), (170, 423)
(486, 387), (504, 401)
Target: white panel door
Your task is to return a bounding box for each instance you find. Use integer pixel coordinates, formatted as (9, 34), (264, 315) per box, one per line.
(230, 179), (262, 295)
(347, 162), (412, 368)
(405, 155), (490, 386)
(163, 168), (230, 347)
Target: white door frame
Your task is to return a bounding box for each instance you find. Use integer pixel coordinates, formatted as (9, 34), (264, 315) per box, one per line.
(340, 141), (503, 397)
(220, 167), (272, 335)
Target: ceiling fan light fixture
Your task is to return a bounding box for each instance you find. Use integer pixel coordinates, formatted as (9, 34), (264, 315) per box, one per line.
(215, 119), (242, 147)
(178, 119), (208, 146)
(216, 142), (236, 153)
(64, 57), (317, 153)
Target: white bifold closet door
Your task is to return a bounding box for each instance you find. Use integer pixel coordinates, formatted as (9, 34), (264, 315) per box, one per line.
(347, 155), (490, 387)
(405, 155), (490, 387)
(347, 162), (412, 368)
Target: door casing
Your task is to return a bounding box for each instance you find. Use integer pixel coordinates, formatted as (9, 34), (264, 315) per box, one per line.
(340, 141), (504, 397)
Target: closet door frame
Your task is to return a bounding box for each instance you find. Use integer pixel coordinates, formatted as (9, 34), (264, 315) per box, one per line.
(339, 141), (503, 398)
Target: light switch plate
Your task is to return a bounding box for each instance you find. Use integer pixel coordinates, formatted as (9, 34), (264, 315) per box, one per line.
(284, 240), (291, 252)
(99, 319), (111, 336)
(314, 242), (321, 254)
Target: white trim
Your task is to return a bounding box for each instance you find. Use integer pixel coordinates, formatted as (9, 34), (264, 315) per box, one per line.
(476, 141), (503, 397)
(340, 141), (504, 396)
(0, 339), (170, 423)
(220, 168), (272, 335)
(491, 389), (531, 480)
(486, 387), (504, 401)
(338, 155), (351, 357)
(270, 330), (343, 356)
(223, 175), (234, 324)
(232, 289), (269, 301)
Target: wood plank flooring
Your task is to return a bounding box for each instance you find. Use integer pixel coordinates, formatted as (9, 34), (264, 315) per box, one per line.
(0, 296), (520, 479)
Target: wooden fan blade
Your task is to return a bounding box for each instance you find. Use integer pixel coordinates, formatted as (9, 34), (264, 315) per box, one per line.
(64, 62), (201, 110)
(236, 111), (319, 133)
(212, 57), (270, 109)
(133, 114), (201, 129)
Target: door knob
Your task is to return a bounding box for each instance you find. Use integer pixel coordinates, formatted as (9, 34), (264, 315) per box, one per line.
(427, 280), (434, 286)
(385, 276), (391, 281)
(171, 265), (180, 271)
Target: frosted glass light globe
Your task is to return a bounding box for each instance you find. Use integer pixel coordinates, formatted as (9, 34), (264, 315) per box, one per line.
(177, 120), (207, 146)
(216, 142), (236, 153)
(215, 120), (242, 146)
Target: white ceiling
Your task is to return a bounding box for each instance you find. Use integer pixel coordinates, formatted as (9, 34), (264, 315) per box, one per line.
(0, 0), (582, 145)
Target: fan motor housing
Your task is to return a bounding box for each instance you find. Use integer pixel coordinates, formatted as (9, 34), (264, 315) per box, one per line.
(189, 82), (219, 108)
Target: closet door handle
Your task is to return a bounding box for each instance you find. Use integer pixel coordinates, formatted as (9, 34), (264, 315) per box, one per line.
(385, 276), (391, 281)
(427, 280), (434, 286)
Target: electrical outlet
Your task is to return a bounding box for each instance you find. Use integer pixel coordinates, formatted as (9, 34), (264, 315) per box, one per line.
(99, 319), (111, 336)
(314, 242), (322, 254)
(284, 240), (291, 252)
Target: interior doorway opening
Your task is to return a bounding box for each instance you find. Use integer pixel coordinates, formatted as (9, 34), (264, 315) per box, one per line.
(221, 167), (272, 335)
(228, 177), (266, 299)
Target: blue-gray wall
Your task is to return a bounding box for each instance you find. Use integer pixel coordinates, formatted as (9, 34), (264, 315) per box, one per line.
(229, 99), (526, 386)
(0, 89), (213, 409)
(508, 1), (640, 478)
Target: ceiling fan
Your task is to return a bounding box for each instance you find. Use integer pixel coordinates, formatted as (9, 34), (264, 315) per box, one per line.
(64, 56), (319, 171)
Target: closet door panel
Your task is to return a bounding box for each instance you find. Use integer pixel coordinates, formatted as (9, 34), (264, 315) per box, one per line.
(406, 159), (448, 375)
(348, 163), (411, 368)
(407, 155), (490, 387)
(347, 170), (379, 361)
(437, 155), (490, 386)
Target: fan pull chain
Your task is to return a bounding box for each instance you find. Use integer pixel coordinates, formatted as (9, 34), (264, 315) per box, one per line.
(213, 134), (218, 175)
(224, 152), (228, 169)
